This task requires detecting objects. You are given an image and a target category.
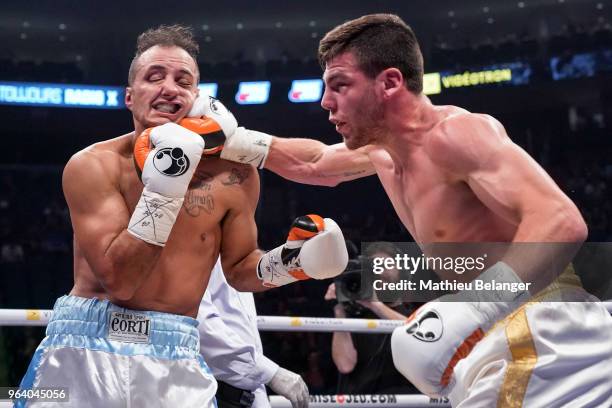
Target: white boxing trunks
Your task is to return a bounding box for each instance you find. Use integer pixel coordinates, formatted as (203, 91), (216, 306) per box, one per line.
(15, 295), (217, 408)
(449, 271), (612, 408)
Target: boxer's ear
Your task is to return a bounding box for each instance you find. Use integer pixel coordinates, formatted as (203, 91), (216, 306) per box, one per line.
(378, 68), (403, 99)
(125, 87), (133, 111)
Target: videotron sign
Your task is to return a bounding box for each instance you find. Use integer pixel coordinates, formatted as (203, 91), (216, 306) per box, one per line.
(423, 62), (531, 94)
(0, 81), (124, 109)
(441, 68), (512, 88)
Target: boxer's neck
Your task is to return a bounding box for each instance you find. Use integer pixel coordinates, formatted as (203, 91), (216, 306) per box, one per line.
(379, 93), (438, 163)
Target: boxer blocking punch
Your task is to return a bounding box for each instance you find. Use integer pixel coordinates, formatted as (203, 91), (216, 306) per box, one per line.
(16, 25), (347, 408)
(129, 122), (204, 246)
(132, 116), (349, 288)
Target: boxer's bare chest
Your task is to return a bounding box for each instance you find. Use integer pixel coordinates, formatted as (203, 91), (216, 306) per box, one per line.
(113, 156), (252, 313)
(369, 147), (514, 243)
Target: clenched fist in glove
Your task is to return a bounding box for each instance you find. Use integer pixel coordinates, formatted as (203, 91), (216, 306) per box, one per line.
(188, 95), (272, 167)
(257, 214), (349, 288)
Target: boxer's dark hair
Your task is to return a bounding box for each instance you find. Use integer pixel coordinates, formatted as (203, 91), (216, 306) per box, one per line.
(128, 24), (199, 85)
(318, 14), (423, 94)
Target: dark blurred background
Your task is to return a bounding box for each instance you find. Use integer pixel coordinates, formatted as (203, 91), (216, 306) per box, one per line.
(0, 0), (611, 393)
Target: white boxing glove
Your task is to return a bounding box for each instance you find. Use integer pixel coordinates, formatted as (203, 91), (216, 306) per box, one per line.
(189, 95), (272, 168)
(391, 262), (531, 396)
(257, 214), (349, 287)
(129, 123), (204, 246)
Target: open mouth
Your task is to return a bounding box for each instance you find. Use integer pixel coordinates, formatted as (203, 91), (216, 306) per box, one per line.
(152, 102), (181, 114)
(330, 117), (346, 131)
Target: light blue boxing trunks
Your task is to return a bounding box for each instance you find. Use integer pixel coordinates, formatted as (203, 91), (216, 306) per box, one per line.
(15, 295), (217, 407)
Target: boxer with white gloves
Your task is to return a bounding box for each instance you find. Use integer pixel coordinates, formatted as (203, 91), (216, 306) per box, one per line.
(186, 14), (612, 408)
(17, 25), (350, 408)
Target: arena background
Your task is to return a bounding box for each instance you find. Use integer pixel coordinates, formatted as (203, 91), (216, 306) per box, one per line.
(0, 0), (611, 395)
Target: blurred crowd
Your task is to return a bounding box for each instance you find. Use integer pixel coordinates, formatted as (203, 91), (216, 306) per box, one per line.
(431, 19), (612, 70)
(2, 18), (611, 84)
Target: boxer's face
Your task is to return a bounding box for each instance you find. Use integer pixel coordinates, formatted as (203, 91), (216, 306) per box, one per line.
(126, 45), (199, 134)
(322, 52), (385, 150)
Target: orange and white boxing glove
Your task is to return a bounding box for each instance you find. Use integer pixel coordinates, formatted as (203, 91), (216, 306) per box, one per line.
(176, 117), (227, 158)
(188, 95), (272, 168)
(130, 123), (204, 246)
(390, 262), (531, 397)
(257, 214), (349, 287)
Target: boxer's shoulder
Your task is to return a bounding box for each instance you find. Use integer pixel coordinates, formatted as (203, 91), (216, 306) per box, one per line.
(436, 111), (504, 140)
(71, 133), (132, 163)
(195, 158), (258, 189)
(64, 134), (132, 189)
(219, 161), (258, 189)
(425, 111), (507, 173)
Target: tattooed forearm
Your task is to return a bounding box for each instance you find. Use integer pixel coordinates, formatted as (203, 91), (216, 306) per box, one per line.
(222, 168), (250, 185)
(318, 170), (367, 178)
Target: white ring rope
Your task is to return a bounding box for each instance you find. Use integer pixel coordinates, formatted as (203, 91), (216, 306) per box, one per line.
(0, 309), (404, 332)
(1, 301), (612, 330)
(256, 315), (405, 333)
(268, 394), (450, 407)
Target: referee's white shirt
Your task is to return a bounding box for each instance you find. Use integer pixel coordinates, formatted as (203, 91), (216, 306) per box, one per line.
(197, 258), (278, 408)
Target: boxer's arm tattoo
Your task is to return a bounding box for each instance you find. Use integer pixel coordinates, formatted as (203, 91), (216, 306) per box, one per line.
(318, 169), (367, 178)
(184, 167), (250, 216)
(189, 170), (214, 190)
(184, 189), (215, 217)
(222, 168), (250, 186)
(184, 171), (215, 217)
(341, 170), (367, 177)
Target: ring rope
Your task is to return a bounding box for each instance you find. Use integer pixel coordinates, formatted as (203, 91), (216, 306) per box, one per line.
(0, 309), (404, 332)
(1, 302), (611, 331)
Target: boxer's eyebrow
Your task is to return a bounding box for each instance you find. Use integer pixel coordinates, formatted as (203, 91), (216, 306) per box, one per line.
(142, 65), (166, 79)
(176, 68), (196, 79)
(323, 72), (349, 85)
(148, 65), (194, 76)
